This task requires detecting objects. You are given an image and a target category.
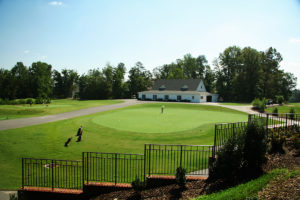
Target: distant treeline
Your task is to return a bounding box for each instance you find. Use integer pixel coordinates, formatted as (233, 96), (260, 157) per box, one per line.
(0, 46), (297, 102)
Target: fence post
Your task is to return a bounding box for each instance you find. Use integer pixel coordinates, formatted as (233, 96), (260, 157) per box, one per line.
(286, 113), (288, 130)
(144, 145), (146, 182)
(87, 153), (89, 184)
(51, 160), (54, 191)
(266, 113), (269, 135)
(180, 145), (183, 168)
(115, 153), (117, 185)
(213, 124), (217, 158)
(82, 152), (84, 188)
(148, 145), (151, 177)
(22, 158), (24, 189)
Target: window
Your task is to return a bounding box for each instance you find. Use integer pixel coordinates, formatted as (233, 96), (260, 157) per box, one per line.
(165, 95), (169, 100)
(192, 96), (194, 99)
(201, 96), (203, 99)
(153, 95), (157, 100)
(142, 95), (146, 100)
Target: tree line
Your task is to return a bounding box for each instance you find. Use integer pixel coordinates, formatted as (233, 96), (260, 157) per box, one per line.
(0, 46), (297, 102)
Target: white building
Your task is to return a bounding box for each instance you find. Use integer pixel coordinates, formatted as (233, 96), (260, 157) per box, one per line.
(138, 79), (218, 103)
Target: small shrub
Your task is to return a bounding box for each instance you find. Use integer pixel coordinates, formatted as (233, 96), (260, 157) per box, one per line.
(45, 98), (51, 104)
(276, 95), (284, 105)
(18, 99), (26, 104)
(176, 166), (187, 187)
(252, 98), (266, 113)
(26, 98), (35, 105)
(132, 176), (144, 192)
(291, 131), (300, 149)
(272, 107), (278, 116)
(35, 97), (44, 104)
(10, 99), (20, 105)
(289, 108), (295, 120)
(269, 130), (286, 154)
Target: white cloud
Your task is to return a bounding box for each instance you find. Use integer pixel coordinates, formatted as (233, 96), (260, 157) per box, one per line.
(24, 50), (29, 54)
(49, 1), (63, 6)
(289, 38), (300, 44)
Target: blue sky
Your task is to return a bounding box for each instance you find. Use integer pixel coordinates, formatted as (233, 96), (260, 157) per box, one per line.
(0, 0), (299, 88)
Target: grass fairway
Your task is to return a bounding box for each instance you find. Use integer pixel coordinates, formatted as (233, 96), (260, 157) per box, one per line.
(0, 99), (123, 120)
(266, 103), (300, 114)
(0, 103), (247, 189)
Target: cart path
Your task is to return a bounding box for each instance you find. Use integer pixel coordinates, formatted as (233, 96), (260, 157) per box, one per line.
(0, 99), (144, 131)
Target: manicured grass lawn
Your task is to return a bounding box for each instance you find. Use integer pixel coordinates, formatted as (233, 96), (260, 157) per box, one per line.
(266, 103), (300, 114)
(0, 103), (247, 189)
(194, 169), (289, 200)
(93, 103), (247, 133)
(0, 99), (123, 120)
(218, 102), (251, 106)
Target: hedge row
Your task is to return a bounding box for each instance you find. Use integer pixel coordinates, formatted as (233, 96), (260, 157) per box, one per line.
(0, 98), (51, 105)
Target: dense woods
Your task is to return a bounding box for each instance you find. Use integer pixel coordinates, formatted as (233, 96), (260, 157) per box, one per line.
(0, 46), (297, 102)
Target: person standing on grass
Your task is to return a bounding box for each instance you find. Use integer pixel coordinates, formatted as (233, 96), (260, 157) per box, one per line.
(161, 105), (165, 114)
(77, 126), (82, 136)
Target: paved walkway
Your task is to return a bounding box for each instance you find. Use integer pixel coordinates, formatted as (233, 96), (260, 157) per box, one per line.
(0, 99), (143, 131)
(0, 191), (17, 200)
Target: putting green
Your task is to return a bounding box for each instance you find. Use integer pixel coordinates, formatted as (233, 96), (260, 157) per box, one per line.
(92, 103), (247, 133)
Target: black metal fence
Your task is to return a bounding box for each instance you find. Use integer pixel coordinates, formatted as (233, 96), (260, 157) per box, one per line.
(249, 113), (300, 130)
(22, 158), (82, 190)
(213, 122), (248, 155)
(83, 152), (145, 185)
(145, 144), (213, 176)
(213, 113), (300, 156)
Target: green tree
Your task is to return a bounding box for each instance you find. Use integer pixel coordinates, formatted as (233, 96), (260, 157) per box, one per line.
(128, 62), (152, 97)
(11, 62), (30, 99)
(112, 63), (126, 99)
(29, 62), (53, 98)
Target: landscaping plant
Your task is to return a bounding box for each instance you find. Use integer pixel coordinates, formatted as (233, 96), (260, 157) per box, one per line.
(176, 166), (187, 188)
(276, 96), (284, 105)
(209, 121), (268, 184)
(272, 107), (278, 116)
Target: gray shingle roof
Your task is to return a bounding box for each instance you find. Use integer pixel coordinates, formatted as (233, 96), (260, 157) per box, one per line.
(152, 79), (202, 91)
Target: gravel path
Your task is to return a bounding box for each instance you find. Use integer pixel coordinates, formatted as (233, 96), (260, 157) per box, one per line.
(0, 99), (143, 131)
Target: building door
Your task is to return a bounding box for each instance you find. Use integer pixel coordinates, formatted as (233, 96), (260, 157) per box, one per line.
(153, 95), (157, 101)
(164, 95), (169, 101)
(177, 95), (181, 101)
(142, 95), (146, 100)
(206, 96), (212, 102)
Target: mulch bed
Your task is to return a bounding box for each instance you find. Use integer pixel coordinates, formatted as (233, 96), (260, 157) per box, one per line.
(90, 180), (207, 200)
(91, 146), (300, 200)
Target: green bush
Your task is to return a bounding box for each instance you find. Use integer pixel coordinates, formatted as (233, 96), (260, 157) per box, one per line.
(276, 95), (284, 105)
(132, 176), (144, 192)
(35, 97), (44, 104)
(209, 121), (268, 183)
(289, 108), (295, 119)
(176, 166), (187, 187)
(26, 98), (35, 105)
(18, 99), (26, 104)
(269, 130), (286, 153)
(251, 98), (266, 113)
(10, 99), (20, 105)
(272, 107), (278, 116)
(45, 98), (51, 104)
